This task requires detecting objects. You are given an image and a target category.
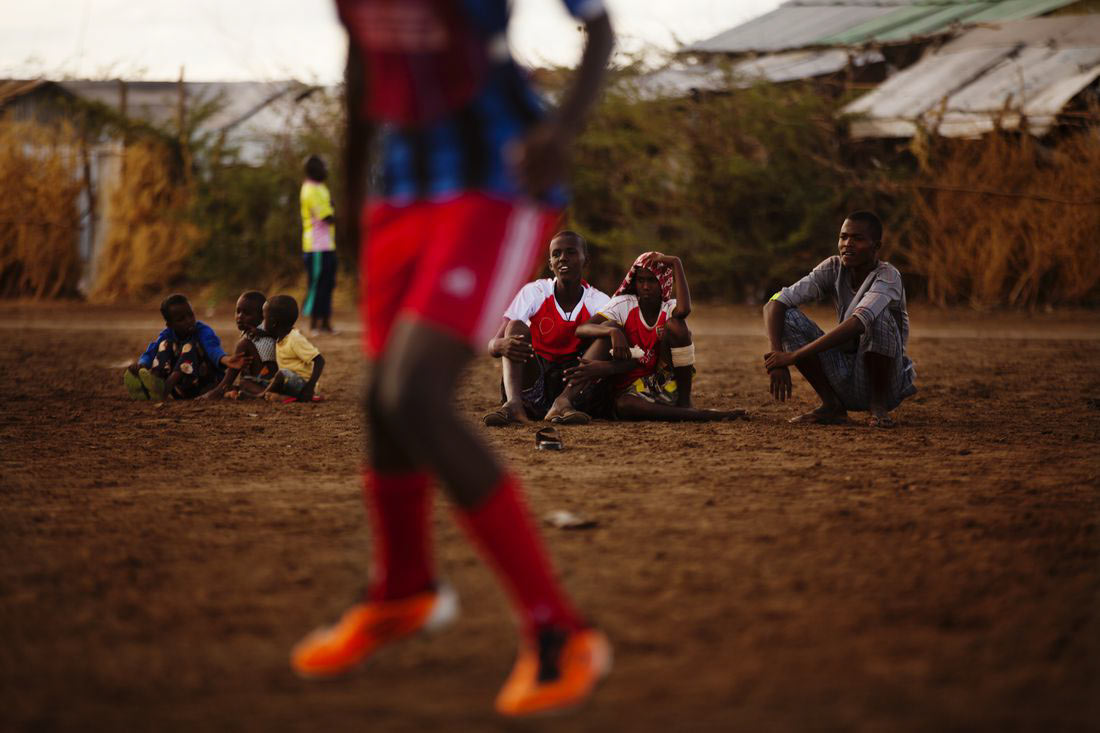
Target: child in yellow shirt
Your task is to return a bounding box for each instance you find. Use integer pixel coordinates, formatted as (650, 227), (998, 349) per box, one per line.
(263, 295), (326, 402)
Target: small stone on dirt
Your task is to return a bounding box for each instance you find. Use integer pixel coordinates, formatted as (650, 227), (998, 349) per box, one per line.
(543, 510), (598, 530)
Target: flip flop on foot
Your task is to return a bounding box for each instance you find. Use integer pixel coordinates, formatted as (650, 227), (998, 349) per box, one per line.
(483, 408), (524, 427)
(534, 427), (564, 451)
(548, 410), (591, 426)
(789, 409), (847, 425)
(867, 414), (896, 428)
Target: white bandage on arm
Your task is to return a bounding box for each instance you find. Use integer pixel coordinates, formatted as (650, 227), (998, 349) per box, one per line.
(670, 344), (695, 367)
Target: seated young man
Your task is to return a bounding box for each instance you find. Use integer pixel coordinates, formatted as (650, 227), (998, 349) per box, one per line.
(545, 251), (748, 423)
(483, 230), (610, 425)
(762, 210), (917, 427)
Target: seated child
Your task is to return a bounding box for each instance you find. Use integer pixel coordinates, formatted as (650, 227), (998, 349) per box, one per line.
(483, 231), (610, 425)
(199, 290), (279, 400)
(262, 294), (325, 402)
(545, 252), (748, 422)
(124, 293), (239, 400)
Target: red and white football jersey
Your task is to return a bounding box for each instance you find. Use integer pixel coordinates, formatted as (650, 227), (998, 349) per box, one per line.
(598, 294), (678, 388)
(503, 278), (610, 362)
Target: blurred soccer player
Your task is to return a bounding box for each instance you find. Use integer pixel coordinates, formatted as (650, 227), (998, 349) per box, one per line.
(291, 0), (614, 717)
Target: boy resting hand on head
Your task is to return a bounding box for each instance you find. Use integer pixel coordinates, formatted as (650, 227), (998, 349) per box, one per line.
(545, 252), (748, 422)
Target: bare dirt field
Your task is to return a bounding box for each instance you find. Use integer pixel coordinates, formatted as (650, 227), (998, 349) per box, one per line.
(1, 301), (1098, 732)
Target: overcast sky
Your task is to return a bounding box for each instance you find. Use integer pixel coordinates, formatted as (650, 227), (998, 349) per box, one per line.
(1, 0), (783, 83)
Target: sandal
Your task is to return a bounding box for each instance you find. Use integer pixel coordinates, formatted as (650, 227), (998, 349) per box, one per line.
(547, 409), (592, 426)
(483, 408), (522, 427)
(534, 427), (564, 451)
(868, 414), (896, 428)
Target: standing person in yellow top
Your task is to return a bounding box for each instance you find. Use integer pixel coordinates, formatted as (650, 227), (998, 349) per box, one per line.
(263, 295), (326, 403)
(300, 155), (338, 336)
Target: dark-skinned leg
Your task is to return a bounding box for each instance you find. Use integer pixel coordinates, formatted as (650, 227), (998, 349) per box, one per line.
(614, 393), (746, 422)
(362, 361), (434, 600)
(544, 336), (610, 420)
(237, 338), (268, 396)
(663, 317), (694, 408)
(781, 309), (847, 423)
(789, 354), (847, 422)
(374, 319), (503, 502)
(864, 351), (892, 424)
(374, 318), (582, 634)
(498, 320), (538, 424)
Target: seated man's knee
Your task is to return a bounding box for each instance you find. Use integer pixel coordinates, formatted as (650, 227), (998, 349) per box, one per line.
(861, 314), (901, 358)
(783, 307), (804, 328)
(663, 317), (692, 347)
(663, 318), (695, 368)
(504, 319), (530, 338)
(582, 335), (612, 359)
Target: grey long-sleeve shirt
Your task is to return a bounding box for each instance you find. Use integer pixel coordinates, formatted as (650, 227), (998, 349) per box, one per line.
(774, 256), (909, 348)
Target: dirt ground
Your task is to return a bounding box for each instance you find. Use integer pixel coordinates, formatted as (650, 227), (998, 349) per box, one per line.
(1, 301), (1098, 732)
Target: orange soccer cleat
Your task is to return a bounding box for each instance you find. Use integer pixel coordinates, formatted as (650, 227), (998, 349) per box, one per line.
(291, 584), (458, 678)
(495, 627), (612, 716)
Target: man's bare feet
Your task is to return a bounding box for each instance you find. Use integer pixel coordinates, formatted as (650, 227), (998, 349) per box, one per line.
(543, 395), (573, 423)
(789, 405), (848, 425)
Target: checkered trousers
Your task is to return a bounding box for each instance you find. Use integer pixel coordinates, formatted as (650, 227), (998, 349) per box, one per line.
(781, 308), (916, 411)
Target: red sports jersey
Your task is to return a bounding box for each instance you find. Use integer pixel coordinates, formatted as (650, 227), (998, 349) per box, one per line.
(503, 279), (610, 362)
(598, 294), (678, 388)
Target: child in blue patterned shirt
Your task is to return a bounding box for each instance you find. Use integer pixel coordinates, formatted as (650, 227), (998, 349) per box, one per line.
(124, 294), (241, 400)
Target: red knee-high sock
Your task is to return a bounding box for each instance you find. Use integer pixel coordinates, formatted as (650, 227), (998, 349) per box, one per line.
(456, 474), (584, 636)
(365, 470), (434, 601)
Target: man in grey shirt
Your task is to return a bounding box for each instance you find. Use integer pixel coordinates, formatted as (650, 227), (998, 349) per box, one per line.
(762, 211), (916, 427)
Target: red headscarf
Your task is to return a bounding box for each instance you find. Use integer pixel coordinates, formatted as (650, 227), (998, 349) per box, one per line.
(613, 251), (674, 301)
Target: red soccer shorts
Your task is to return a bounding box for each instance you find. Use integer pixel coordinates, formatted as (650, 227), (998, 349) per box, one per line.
(361, 192), (560, 357)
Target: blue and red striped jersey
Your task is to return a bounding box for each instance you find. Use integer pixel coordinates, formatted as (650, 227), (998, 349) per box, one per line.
(336, 0), (605, 205)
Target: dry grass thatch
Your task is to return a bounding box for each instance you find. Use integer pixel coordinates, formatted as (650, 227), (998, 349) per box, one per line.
(0, 120), (84, 297)
(905, 129), (1100, 308)
(90, 140), (199, 302)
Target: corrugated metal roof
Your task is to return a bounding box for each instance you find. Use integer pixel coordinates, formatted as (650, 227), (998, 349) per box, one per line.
(841, 15), (1100, 138)
(54, 80), (307, 135)
(2, 80), (319, 164)
(633, 49), (885, 99)
(964, 0), (1081, 21)
(685, 5), (898, 54)
(685, 0), (1082, 55)
(629, 65), (729, 100)
(823, 3), (994, 44)
(732, 48), (885, 82)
